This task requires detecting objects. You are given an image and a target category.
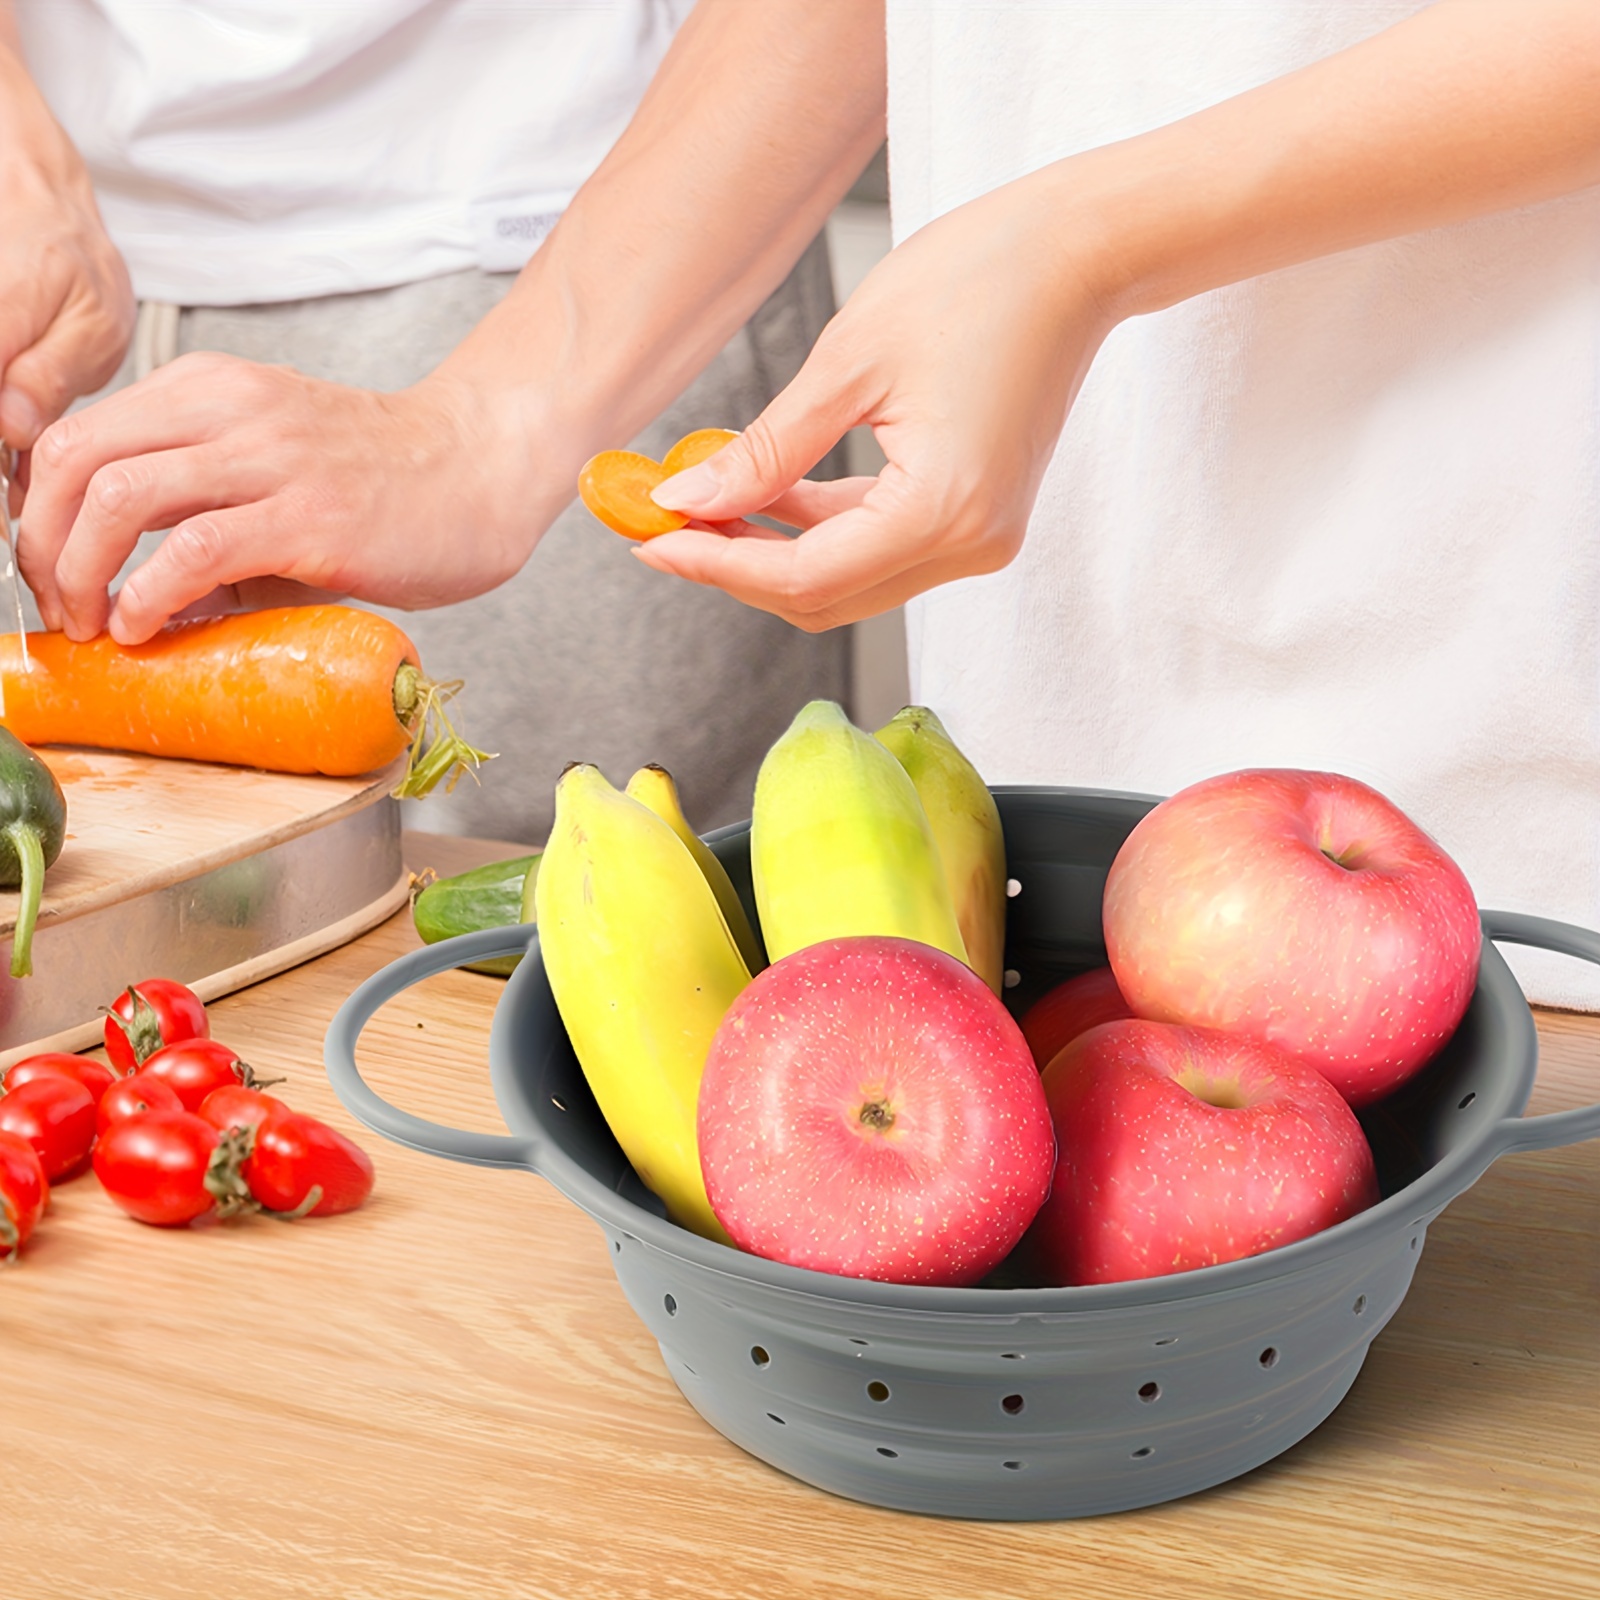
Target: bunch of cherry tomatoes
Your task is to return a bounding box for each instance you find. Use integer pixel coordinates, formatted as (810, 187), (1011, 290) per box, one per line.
(0, 977), (373, 1257)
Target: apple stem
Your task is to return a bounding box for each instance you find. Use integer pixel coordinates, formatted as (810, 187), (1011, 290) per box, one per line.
(1319, 828), (1368, 871)
(859, 1099), (896, 1131)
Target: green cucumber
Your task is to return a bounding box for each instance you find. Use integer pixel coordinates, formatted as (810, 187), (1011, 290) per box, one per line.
(412, 851), (540, 977)
(0, 728), (67, 979)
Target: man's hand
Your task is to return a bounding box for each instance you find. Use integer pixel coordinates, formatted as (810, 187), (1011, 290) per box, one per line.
(0, 41), (134, 453)
(20, 354), (559, 643)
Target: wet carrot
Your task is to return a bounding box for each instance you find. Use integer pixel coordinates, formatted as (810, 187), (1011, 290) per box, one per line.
(0, 605), (489, 796)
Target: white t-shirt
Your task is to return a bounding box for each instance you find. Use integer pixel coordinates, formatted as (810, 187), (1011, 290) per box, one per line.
(16, 0), (693, 304)
(889, 2), (1600, 1009)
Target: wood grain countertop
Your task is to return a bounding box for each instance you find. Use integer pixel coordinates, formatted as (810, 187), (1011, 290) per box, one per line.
(4, 833), (1597, 1600)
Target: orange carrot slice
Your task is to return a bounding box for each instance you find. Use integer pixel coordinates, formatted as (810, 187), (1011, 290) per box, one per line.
(661, 428), (739, 477)
(578, 428), (740, 541)
(577, 451), (687, 541)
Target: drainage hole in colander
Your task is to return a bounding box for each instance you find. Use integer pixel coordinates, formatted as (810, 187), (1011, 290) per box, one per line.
(767, 1413), (786, 1425)
(876, 1447), (899, 1459)
(1131, 1446), (1153, 1459)
(1353, 1294), (1368, 1315)
(867, 1381), (891, 1403)
(999, 1352), (1024, 1361)
(1411, 1236), (1419, 1251)
(663, 1294), (677, 1316)
(1153, 1335), (1178, 1347)
(751, 1345), (771, 1368)
(1458, 1091), (1476, 1109)
(1001, 1393), (1025, 1416)
(1006, 878), (1022, 898)
(550, 1096), (567, 1112)
(1138, 1381), (1161, 1403)
(1002, 1460), (1024, 1471)
(1259, 1347), (1279, 1369)
(849, 1337), (869, 1346)
(1003, 969), (1021, 989)
(612, 1240), (621, 1253)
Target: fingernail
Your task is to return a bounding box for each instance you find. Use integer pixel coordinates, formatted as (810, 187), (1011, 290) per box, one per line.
(108, 584), (142, 644)
(651, 459), (721, 513)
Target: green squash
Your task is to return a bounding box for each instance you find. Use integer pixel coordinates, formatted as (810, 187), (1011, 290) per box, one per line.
(412, 851), (540, 977)
(0, 728), (67, 978)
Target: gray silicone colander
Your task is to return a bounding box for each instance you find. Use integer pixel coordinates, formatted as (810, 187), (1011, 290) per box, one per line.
(324, 788), (1600, 1519)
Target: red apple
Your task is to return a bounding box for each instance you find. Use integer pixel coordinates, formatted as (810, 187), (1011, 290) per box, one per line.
(1103, 769), (1481, 1106)
(1019, 966), (1134, 1070)
(698, 936), (1056, 1286)
(1027, 1020), (1379, 1285)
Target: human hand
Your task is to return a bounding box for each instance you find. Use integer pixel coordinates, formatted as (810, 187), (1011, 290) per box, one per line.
(19, 353), (565, 643)
(640, 0), (1600, 631)
(0, 48), (134, 456)
(636, 167), (1121, 629)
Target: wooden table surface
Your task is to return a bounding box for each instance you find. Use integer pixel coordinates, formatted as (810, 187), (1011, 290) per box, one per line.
(4, 833), (1598, 1600)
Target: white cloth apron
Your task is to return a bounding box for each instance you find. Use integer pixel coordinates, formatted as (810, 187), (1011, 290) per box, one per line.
(888, 1), (1600, 1010)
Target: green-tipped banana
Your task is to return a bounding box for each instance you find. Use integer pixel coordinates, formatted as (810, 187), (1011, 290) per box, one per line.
(625, 764), (765, 974)
(751, 700), (967, 966)
(875, 706), (1007, 993)
(534, 764), (748, 1243)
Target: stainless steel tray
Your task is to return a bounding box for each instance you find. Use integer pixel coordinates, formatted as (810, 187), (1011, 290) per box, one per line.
(0, 752), (407, 1065)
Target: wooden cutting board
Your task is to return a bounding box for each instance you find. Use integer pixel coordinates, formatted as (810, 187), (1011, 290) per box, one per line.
(0, 747), (408, 1065)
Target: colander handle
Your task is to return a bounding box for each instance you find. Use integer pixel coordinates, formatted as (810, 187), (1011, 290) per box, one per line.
(323, 925), (542, 1170)
(1483, 909), (1600, 1155)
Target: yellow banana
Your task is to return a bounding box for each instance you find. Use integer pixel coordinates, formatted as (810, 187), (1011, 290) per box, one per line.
(534, 763), (748, 1243)
(625, 763), (765, 974)
(751, 699), (968, 965)
(874, 706), (1007, 994)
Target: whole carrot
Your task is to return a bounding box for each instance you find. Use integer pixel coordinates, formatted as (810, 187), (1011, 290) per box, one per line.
(0, 605), (489, 797)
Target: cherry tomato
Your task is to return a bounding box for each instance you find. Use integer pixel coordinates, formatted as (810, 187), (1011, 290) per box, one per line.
(104, 979), (209, 1073)
(0, 1129), (48, 1257)
(198, 1084), (289, 1136)
(0, 1075), (97, 1182)
(245, 1113), (374, 1217)
(96, 1072), (184, 1137)
(93, 1110), (252, 1227)
(140, 1038), (264, 1114)
(3, 1052), (118, 1108)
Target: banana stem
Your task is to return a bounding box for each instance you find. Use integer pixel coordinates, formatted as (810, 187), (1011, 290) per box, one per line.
(5, 820), (45, 979)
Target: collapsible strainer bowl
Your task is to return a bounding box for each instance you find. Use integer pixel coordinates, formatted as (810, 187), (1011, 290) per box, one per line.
(325, 788), (1600, 1520)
